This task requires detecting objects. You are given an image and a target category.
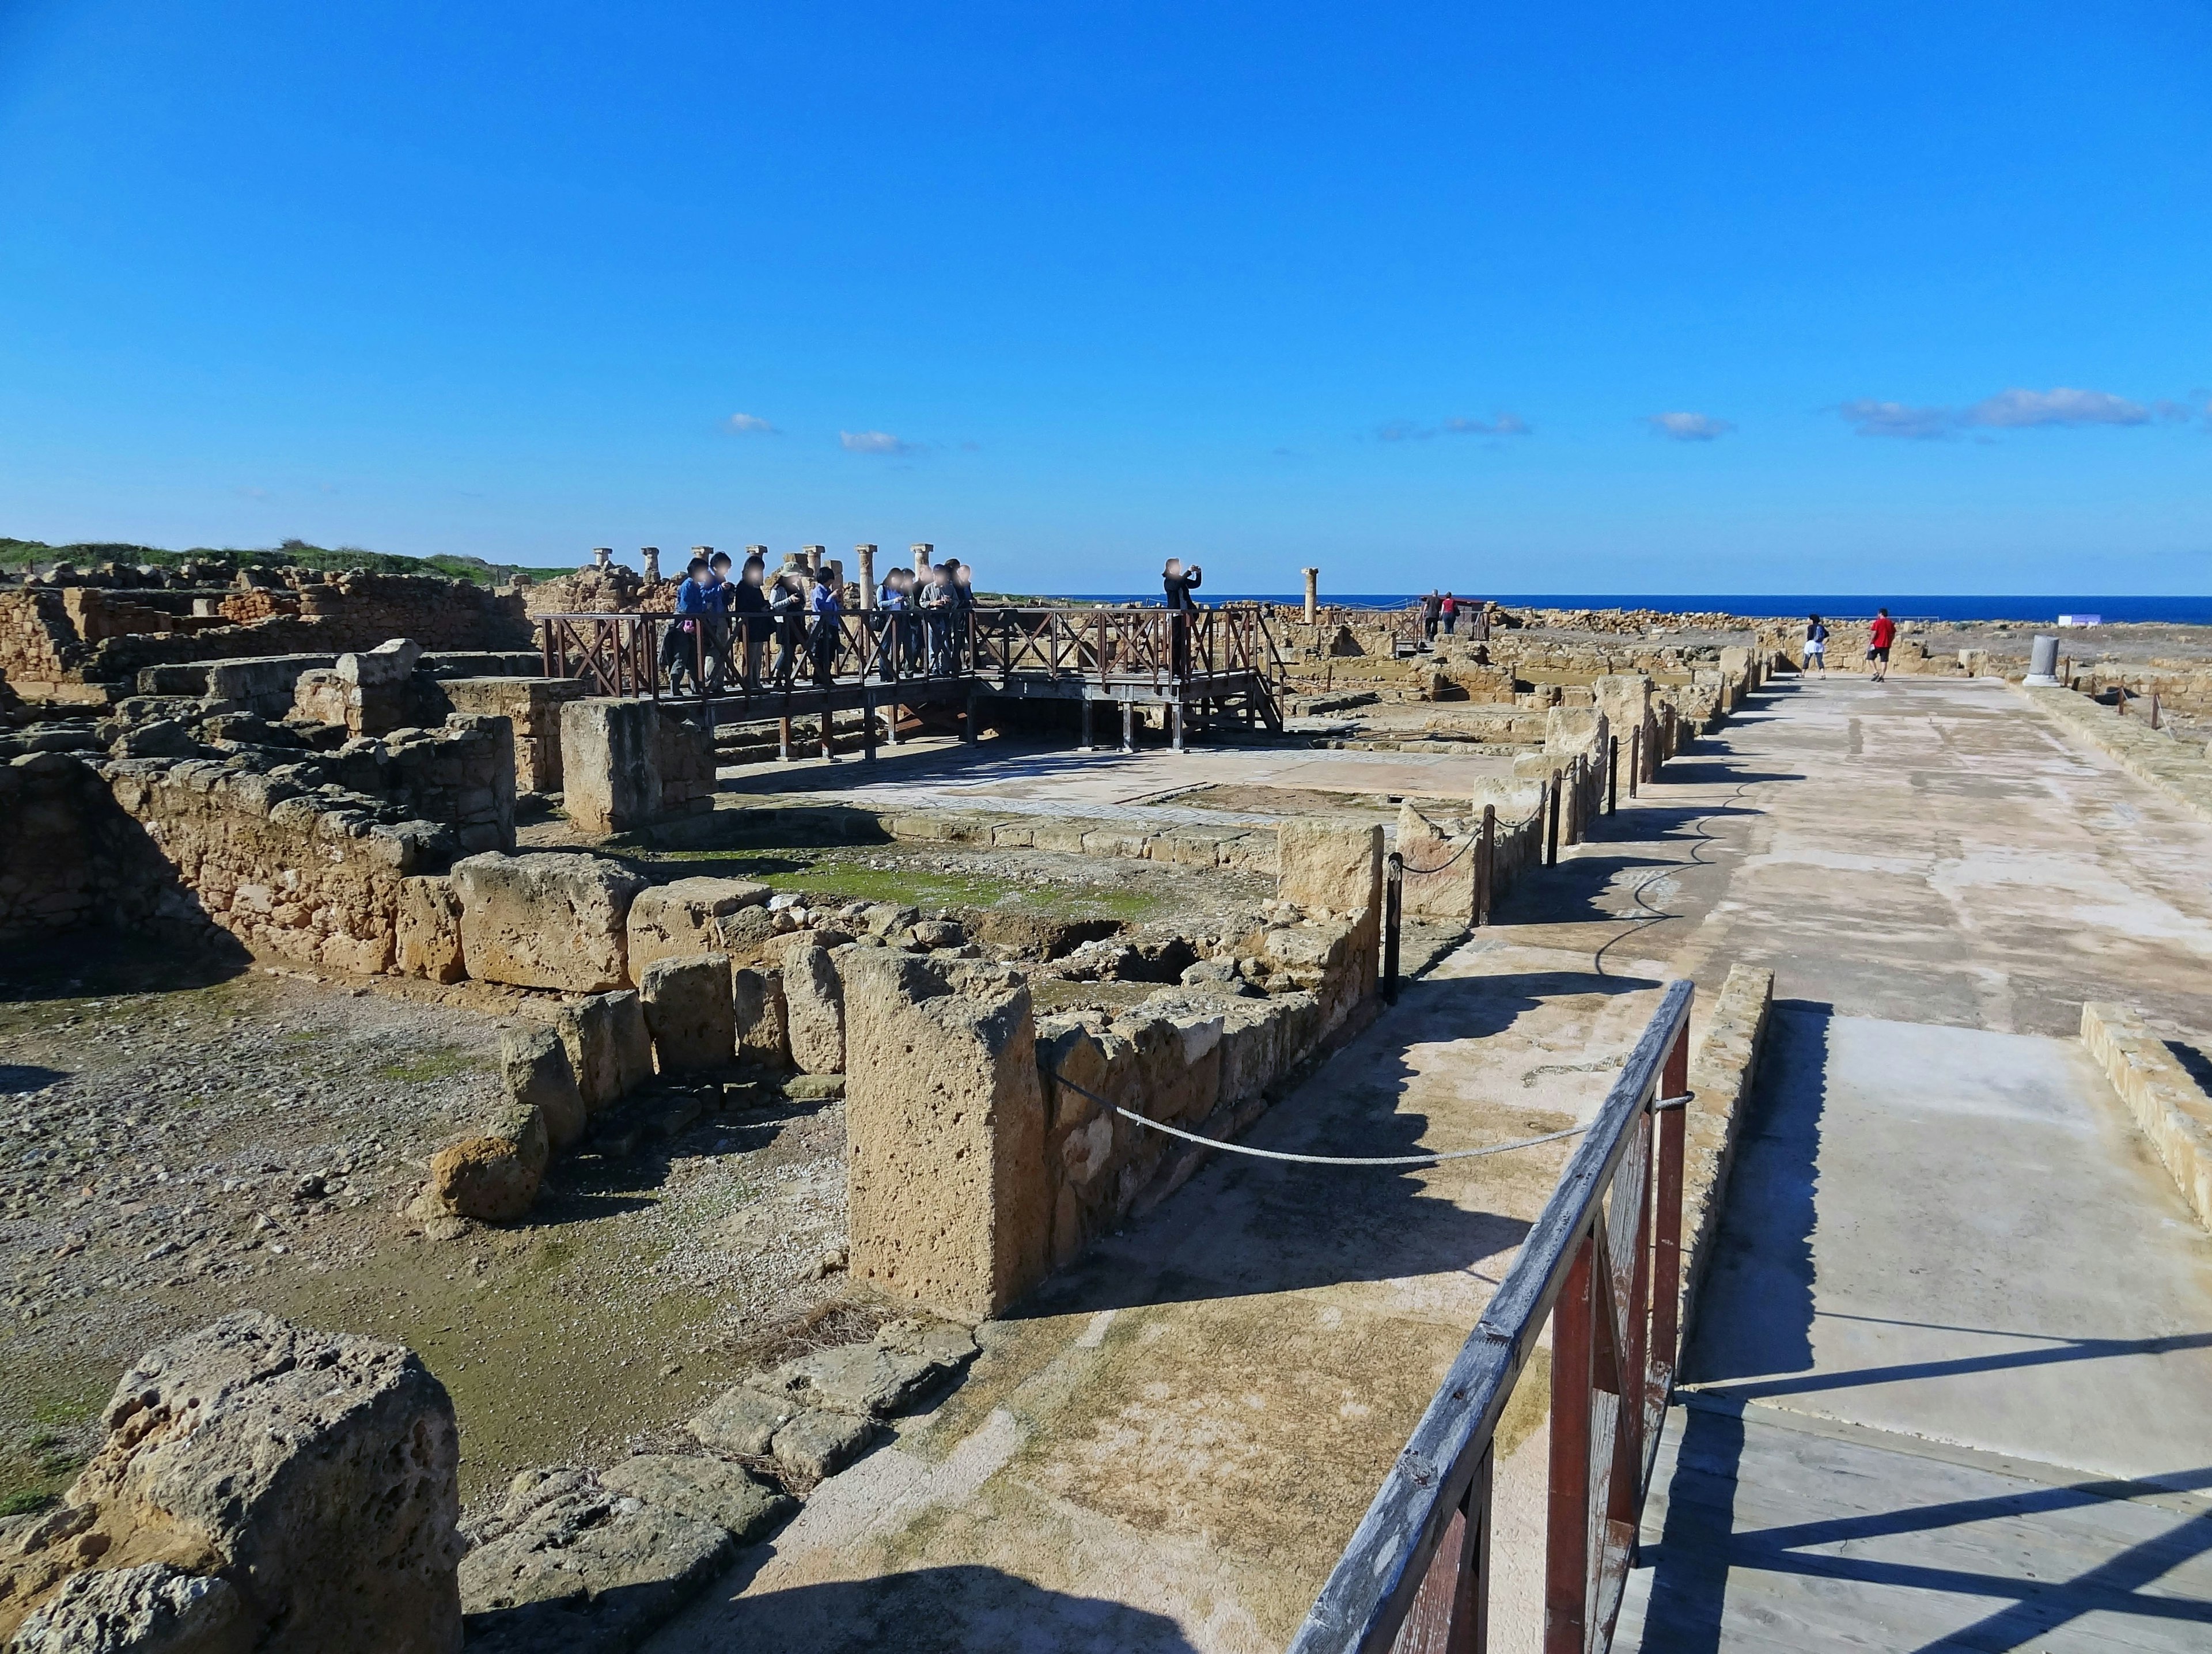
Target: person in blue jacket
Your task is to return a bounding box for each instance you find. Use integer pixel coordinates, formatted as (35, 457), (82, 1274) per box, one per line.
(808, 564), (843, 685)
(661, 556), (715, 694)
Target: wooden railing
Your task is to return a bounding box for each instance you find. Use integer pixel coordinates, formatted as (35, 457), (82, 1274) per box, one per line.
(537, 604), (1283, 700)
(1289, 978), (1695, 1654)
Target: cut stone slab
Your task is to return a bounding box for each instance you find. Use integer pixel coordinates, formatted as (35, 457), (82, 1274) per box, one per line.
(687, 1387), (799, 1456)
(768, 1410), (879, 1482)
(731, 966), (789, 1066)
(639, 953), (735, 1073)
(778, 1072), (846, 1102)
(745, 1319), (977, 1418)
(499, 1026), (585, 1151)
(558, 989), (653, 1112)
(626, 878), (772, 978)
(457, 1485), (732, 1654)
(597, 1456), (793, 1545)
(781, 943), (846, 1075)
(450, 852), (646, 992)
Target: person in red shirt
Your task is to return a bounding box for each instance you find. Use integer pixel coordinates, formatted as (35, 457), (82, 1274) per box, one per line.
(1867, 608), (1897, 681)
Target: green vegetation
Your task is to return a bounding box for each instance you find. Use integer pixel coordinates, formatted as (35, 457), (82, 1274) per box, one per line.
(374, 1045), (484, 1084)
(1, 534), (574, 586)
(649, 848), (1165, 920)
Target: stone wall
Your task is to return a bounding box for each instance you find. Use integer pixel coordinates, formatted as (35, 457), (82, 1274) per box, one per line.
(2020, 682), (2212, 825)
(2082, 1001), (2212, 1232)
(433, 677), (586, 793)
(100, 757), (446, 973)
(843, 819), (1385, 1321)
(0, 753), (175, 944)
(1, 573), (529, 699)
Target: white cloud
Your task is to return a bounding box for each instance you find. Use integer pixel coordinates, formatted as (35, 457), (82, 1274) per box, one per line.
(1962, 386), (2149, 428)
(840, 429), (916, 456)
(1442, 413), (1533, 437)
(1838, 399), (1953, 440)
(1645, 411), (1733, 442)
(724, 412), (777, 434)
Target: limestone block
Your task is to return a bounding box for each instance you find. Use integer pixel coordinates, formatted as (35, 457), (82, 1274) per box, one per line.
(450, 852), (645, 992)
(423, 1102), (547, 1223)
(560, 698), (715, 837)
(687, 1389), (798, 1456)
(768, 1412), (878, 1481)
(0, 1312), (463, 1652)
(595, 1457), (791, 1545)
(626, 877), (772, 977)
(782, 944), (846, 1075)
(744, 1322), (974, 1418)
(499, 1027), (586, 1150)
(9, 1561), (249, 1653)
(396, 875), (466, 983)
(1396, 802), (1475, 923)
(558, 990), (654, 1111)
(1275, 818), (1382, 917)
(456, 1486), (730, 1643)
(730, 966), (789, 1067)
(337, 637), (423, 688)
(843, 951), (1050, 1322)
(640, 953), (735, 1073)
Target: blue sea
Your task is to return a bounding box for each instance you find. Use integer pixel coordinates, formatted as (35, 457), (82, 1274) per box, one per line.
(1060, 593), (2212, 625)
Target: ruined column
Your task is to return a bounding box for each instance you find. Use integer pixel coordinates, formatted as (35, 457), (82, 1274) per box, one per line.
(745, 543), (768, 566)
(639, 547), (661, 583)
(592, 547), (613, 570)
(857, 544), (877, 609)
(1302, 567), (1319, 623)
(2026, 635), (2061, 686)
(912, 542), (934, 576)
(804, 544), (826, 573)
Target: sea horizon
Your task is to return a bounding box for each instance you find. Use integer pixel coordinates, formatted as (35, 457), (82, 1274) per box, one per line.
(1046, 593), (2212, 625)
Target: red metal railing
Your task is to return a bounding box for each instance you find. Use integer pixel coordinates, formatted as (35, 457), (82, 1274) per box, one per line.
(1289, 978), (1695, 1654)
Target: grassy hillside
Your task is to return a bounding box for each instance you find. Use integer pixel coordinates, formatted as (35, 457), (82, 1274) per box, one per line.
(0, 536), (576, 586)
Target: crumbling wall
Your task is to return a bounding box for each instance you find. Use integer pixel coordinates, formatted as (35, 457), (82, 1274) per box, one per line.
(2, 572), (530, 696)
(103, 757), (444, 973)
(0, 753), (175, 943)
(433, 677), (586, 793)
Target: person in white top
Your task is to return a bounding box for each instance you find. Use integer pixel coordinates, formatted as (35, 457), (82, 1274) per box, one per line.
(1805, 614), (1829, 675)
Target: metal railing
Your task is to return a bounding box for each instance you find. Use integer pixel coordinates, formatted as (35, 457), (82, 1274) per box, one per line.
(1290, 978), (1695, 1654)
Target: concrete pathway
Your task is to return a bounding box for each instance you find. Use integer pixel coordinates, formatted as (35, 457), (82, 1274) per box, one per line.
(644, 675), (2212, 1652)
(1615, 677), (2212, 1651)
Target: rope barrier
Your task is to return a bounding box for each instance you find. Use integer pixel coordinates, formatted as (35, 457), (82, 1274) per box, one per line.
(1047, 1069), (1692, 1168)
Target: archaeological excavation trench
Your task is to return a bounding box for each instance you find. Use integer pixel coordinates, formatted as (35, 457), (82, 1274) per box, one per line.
(5, 552), (2211, 1651)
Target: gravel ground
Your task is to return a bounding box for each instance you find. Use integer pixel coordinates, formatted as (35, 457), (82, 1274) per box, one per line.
(0, 935), (850, 1511)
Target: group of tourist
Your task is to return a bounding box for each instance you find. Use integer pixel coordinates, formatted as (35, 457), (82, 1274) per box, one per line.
(1419, 590), (1463, 638)
(658, 552), (981, 695)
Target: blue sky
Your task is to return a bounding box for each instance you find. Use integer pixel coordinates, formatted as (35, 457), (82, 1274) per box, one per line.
(1, 1), (2207, 594)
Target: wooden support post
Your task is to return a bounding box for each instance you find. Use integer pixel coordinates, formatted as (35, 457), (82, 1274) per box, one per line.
(885, 697), (902, 745)
(1171, 700), (1186, 752)
(963, 689), (979, 744)
(1121, 700), (1136, 753)
(1546, 771), (1562, 867)
(820, 712), (834, 760)
(1608, 734), (1619, 815)
(1630, 726), (1642, 796)
(1544, 1234), (1596, 1654)
(861, 689), (877, 762)
(1079, 697), (1094, 752)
